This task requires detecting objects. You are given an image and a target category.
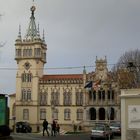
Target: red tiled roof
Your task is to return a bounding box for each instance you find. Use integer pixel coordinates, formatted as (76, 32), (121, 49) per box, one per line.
(40, 74), (83, 81)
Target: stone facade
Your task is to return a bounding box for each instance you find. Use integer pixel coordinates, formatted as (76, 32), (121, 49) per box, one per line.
(121, 89), (140, 140)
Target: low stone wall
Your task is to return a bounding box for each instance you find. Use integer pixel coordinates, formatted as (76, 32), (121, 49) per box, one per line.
(127, 129), (140, 140)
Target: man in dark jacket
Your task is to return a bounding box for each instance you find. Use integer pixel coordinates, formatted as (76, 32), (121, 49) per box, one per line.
(51, 120), (56, 136)
(43, 119), (49, 136)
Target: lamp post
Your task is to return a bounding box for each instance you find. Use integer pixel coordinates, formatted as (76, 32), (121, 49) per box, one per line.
(108, 106), (111, 140)
(51, 100), (55, 121)
(108, 83), (113, 140)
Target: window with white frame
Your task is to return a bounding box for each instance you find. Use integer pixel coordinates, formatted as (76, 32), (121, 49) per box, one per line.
(63, 92), (71, 106)
(54, 108), (58, 120)
(23, 109), (29, 120)
(77, 109), (83, 120)
(64, 108), (71, 120)
(40, 109), (46, 120)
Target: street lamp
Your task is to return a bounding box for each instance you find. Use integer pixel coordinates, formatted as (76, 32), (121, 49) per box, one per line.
(127, 62), (136, 73)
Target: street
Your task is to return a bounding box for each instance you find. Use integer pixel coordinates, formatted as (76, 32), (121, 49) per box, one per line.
(2, 133), (121, 140)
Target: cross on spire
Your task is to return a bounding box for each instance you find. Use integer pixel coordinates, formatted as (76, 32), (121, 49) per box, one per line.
(32, 0), (35, 5)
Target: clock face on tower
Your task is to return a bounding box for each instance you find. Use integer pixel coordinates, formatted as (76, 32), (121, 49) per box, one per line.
(24, 62), (31, 70)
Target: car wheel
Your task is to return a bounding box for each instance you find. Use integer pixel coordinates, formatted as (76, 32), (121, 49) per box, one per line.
(111, 133), (114, 139)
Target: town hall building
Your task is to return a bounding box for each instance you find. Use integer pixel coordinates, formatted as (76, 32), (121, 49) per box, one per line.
(9, 5), (120, 132)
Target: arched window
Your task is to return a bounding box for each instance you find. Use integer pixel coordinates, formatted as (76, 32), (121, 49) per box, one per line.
(34, 48), (41, 57)
(51, 91), (59, 106)
(63, 92), (71, 106)
(77, 109), (83, 120)
(108, 107), (115, 120)
(93, 90), (96, 100)
(16, 49), (21, 57)
(108, 90), (114, 100)
(28, 73), (32, 82)
(22, 89), (26, 100)
(21, 89), (32, 101)
(40, 92), (47, 105)
(22, 73), (26, 82)
(89, 90), (92, 99)
(76, 92), (83, 105)
(64, 109), (71, 120)
(22, 73), (32, 83)
(99, 108), (105, 120)
(89, 108), (96, 120)
(23, 49), (32, 57)
(54, 108), (58, 120)
(23, 49), (26, 57)
(28, 49), (32, 56)
(27, 89), (31, 100)
(98, 90), (105, 101)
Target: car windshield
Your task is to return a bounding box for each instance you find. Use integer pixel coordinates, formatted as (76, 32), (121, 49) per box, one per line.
(110, 123), (120, 127)
(95, 126), (104, 131)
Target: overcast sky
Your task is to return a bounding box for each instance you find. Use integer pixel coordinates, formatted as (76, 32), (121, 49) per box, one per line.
(0, 0), (140, 94)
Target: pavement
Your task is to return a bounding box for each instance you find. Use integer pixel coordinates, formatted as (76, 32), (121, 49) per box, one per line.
(10, 132), (121, 140)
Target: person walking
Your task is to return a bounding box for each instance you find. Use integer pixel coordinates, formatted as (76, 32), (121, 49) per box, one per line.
(42, 119), (49, 136)
(51, 120), (56, 136)
(56, 123), (60, 135)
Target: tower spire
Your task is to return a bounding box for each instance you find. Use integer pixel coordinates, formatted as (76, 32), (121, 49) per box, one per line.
(37, 23), (40, 38)
(42, 29), (46, 43)
(25, 5), (39, 40)
(16, 25), (22, 42)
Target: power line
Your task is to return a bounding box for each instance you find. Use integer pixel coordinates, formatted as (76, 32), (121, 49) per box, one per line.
(0, 63), (116, 71)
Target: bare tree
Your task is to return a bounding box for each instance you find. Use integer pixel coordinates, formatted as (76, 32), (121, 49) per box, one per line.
(112, 49), (140, 88)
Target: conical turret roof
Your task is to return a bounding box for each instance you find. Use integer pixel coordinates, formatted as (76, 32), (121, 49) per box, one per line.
(25, 6), (40, 40)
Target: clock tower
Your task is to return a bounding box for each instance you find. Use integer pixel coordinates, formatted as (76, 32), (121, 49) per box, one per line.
(15, 5), (47, 129)
(95, 57), (108, 81)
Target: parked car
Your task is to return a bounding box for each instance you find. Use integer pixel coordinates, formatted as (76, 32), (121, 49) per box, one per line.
(110, 122), (121, 136)
(90, 123), (113, 140)
(0, 136), (13, 140)
(16, 122), (32, 133)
